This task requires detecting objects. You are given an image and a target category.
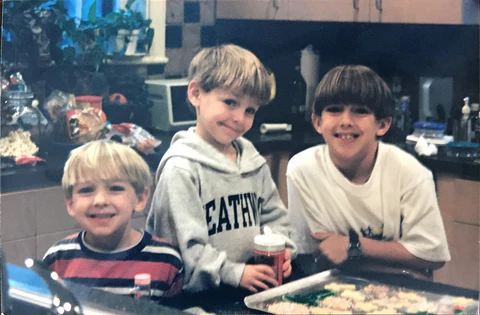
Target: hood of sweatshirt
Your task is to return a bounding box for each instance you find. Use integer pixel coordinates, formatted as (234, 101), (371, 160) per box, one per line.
(157, 128), (266, 175)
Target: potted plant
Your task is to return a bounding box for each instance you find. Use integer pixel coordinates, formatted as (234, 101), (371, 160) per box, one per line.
(96, 0), (154, 56)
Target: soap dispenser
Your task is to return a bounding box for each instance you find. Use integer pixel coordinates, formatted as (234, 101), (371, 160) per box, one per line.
(456, 97), (472, 141)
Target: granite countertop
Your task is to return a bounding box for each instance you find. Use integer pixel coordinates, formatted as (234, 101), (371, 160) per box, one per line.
(1, 128), (479, 193)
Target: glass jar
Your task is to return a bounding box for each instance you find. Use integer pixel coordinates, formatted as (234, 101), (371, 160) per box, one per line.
(1, 91), (43, 143)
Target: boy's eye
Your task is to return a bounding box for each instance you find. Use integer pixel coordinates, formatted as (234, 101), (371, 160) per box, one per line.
(224, 99), (237, 107)
(110, 185), (125, 192)
(324, 105), (343, 113)
(246, 107), (257, 115)
(77, 186), (94, 194)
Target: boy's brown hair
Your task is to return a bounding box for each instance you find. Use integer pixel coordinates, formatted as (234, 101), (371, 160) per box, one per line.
(62, 140), (152, 198)
(188, 44), (274, 106)
(312, 65), (394, 120)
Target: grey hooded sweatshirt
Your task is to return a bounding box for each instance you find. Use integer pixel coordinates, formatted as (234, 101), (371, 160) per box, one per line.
(146, 129), (296, 292)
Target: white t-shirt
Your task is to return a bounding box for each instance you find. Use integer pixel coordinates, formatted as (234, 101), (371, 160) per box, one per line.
(286, 142), (451, 262)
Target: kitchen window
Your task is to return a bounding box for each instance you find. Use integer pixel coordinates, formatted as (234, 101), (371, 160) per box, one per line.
(64, 0), (167, 64)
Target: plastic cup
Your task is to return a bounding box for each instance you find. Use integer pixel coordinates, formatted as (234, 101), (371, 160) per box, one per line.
(254, 234), (286, 285)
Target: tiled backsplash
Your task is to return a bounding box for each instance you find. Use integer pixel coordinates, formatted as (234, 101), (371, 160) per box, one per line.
(165, 0), (217, 77)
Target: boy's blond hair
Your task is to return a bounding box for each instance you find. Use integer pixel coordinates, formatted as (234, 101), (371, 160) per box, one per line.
(188, 44), (273, 105)
(62, 140), (152, 198)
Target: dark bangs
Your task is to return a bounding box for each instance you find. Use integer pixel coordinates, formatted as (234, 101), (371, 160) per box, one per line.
(312, 65), (394, 119)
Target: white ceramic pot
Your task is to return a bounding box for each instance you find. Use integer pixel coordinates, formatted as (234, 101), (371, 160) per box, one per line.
(107, 29), (140, 55)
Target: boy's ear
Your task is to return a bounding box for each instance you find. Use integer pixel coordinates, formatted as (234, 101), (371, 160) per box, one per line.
(133, 188), (150, 213)
(376, 116), (393, 137)
(311, 113), (323, 134)
(65, 197), (75, 217)
(187, 80), (202, 108)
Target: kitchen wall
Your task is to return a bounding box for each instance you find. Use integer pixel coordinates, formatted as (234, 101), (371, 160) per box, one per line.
(164, 0), (217, 77)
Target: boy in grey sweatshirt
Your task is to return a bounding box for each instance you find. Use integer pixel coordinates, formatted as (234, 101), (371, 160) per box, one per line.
(146, 44), (296, 293)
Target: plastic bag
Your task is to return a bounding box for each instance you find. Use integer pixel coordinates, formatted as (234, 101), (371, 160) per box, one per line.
(104, 123), (161, 154)
(66, 107), (107, 144)
(44, 90), (73, 122)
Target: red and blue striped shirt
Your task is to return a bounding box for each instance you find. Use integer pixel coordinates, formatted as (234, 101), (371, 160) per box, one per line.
(43, 231), (183, 302)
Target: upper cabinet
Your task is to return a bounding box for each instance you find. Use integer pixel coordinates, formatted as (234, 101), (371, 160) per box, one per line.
(216, 0), (289, 20)
(370, 0), (478, 24)
(216, 0), (479, 24)
(288, 0), (370, 22)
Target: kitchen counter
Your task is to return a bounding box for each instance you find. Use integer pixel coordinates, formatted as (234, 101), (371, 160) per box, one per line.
(8, 261), (478, 315)
(1, 128), (479, 193)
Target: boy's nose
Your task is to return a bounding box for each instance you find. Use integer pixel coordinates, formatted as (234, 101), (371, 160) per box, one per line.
(232, 109), (245, 124)
(339, 111), (353, 127)
(93, 190), (108, 206)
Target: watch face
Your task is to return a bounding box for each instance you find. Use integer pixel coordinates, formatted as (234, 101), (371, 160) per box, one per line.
(348, 244), (362, 259)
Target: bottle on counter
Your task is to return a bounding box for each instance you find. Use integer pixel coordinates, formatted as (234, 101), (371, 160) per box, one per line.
(131, 273), (152, 300)
(455, 97), (472, 141)
(470, 102), (479, 141)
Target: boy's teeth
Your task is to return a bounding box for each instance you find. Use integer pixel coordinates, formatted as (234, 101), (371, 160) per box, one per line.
(340, 135), (353, 140)
(91, 214), (114, 218)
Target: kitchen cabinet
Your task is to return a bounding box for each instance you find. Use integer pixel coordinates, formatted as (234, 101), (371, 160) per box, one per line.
(370, 0), (478, 25)
(434, 175), (480, 290)
(287, 0), (369, 22)
(216, 0), (478, 24)
(216, 0), (289, 20)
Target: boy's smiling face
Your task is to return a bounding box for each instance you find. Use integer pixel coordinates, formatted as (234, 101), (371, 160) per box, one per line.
(312, 104), (391, 170)
(188, 81), (260, 153)
(66, 172), (149, 250)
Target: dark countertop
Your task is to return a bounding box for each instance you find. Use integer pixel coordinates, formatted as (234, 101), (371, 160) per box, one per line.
(8, 261), (478, 315)
(1, 128), (479, 193)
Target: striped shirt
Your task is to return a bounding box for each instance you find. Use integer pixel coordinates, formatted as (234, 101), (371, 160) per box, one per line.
(43, 231), (183, 302)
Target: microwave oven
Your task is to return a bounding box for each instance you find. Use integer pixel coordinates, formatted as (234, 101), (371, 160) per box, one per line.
(146, 78), (196, 131)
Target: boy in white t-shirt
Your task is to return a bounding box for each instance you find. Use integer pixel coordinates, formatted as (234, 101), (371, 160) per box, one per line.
(287, 65), (450, 278)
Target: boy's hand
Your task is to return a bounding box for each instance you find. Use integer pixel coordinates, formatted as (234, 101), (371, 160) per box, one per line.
(311, 232), (349, 265)
(282, 248), (292, 279)
(239, 264), (278, 293)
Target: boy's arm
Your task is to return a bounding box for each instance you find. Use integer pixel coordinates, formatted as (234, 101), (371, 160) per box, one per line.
(146, 164), (245, 292)
(312, 232), (445, 271)
(312, 178), (449, 272)
(259, 165), (297, 258)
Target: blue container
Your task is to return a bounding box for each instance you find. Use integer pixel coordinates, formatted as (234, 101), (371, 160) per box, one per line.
(413, 121), (446, 139)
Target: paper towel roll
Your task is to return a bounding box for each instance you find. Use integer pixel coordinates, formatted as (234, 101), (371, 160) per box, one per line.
(300, 45), (320, 112)
(260, 123), (292, 134)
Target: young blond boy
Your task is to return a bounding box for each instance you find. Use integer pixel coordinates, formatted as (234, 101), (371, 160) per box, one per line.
(146, 44), (296, 293)
(43, 140), (183, 302)
(287, 65), (450, 277)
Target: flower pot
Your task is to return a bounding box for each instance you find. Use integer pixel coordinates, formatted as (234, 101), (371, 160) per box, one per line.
(107, 29), (140, 55)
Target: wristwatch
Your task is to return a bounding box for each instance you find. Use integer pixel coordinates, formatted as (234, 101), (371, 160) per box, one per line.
(347, 229), (362, 260)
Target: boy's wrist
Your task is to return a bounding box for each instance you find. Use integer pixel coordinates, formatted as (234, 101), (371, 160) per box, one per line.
(347, 229), (363, 260)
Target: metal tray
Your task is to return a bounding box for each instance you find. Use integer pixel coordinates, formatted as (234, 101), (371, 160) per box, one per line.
(244, 269), (479, 314)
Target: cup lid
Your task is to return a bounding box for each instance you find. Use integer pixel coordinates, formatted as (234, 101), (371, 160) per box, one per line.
(134, 273), (151, 285)
(254, 234), (286, 252)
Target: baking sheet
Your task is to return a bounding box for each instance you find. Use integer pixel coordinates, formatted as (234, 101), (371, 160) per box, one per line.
(244, 269), (479, 314)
